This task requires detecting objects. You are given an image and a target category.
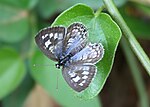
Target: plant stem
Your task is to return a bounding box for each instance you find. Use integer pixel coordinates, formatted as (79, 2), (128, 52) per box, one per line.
(94, 5), (105, 17)
(121, 37), (149, 107)
(103, 0), (150, 75)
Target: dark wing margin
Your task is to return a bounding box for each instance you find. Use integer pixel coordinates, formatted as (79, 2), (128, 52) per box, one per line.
(35, 26), (66, 61)
(62, 64), (96, 92)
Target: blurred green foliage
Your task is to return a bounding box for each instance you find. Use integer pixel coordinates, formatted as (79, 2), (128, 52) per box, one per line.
(119, 2), (150, 39)
(0, 48), (25, 99)
(0, 0), (150, 107)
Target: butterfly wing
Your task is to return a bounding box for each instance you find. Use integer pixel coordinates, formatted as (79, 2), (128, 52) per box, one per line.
(62, 43), (104, 92)
(35, 26), (66, 61)
(70, 43), (104, 64)
(62, 64), (96, 92)
(63, 23), (88, 56)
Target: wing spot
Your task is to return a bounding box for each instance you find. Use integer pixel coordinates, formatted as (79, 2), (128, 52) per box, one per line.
(45, 40), (51, 48)
(42, 34), (48, 39)
(49, 46), (53, 51)
(82, 55), (88, 60)
(69, 72), (76, 78)
(72, 76), (80, 82)
(92, 53), (97, 58)
(72, 29), (78, 33)
(68, 38), (74, 43)
(58, 33), (63, 40)
(42, 36), (45, 39)
(79, 80), (86, 86)
(82, 80), (86, 84)
(82, 71), (89, 75)
(83, 67), (89, 71)
(49, 33), (53, 38)
(54, 33), (58, 40)
(82, 75), (88, 79)
(77, 32), (80, 35)
(79, 83), (83, 86)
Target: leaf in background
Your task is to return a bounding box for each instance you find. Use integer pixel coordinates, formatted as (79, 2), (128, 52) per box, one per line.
(37, 0), (127, 18)
(0, 4), (29, 43)
(119, 4), (150, 39)
(2, 74), (34, 107)
(135, 3), (150, 17)
(113, 0), (127, 7)
(0, 47), (26, 99)
(130, 0), (150, 16)
(30, 3), (121, 105)
(37, 0), (58, 18)
(0, 0), (38, 9)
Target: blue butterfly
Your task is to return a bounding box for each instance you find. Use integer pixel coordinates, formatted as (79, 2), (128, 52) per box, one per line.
(35, 23), (104, 92)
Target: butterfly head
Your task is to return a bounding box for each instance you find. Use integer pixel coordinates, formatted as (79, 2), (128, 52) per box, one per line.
(55, 54), (72, 69)
(55, 63), (61, 69)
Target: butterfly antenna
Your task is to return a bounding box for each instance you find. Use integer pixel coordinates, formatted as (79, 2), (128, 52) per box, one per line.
(33, 63), (53, 67)
(97, 39), (102, 44)
(87, 27), (92, 31)
(56, 70), (59, 91)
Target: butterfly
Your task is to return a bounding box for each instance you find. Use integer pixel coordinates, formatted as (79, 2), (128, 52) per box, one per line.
(35, 22), (104, 92)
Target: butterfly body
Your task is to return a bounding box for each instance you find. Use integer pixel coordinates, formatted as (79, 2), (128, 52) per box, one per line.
(55, 53), (72, 69)
(35, 22), (104, 92)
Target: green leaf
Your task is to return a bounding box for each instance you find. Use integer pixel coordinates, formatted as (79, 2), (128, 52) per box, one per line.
(0, 4), (29, 43)
(30, 3), (121, 101)
(0, 47), (26, 99)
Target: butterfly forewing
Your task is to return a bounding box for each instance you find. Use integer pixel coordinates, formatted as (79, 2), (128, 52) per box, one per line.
(62, 64), (96, 92)
(63, 23), (88, 56)
(35, 26), (66, 61)
(70, 43), (104, 64)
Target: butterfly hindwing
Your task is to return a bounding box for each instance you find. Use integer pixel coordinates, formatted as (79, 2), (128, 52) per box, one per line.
(63, 23), (88, 56)
(35, 26), (66, 61)
(62, 64), (96, 92)
(70, 43), (104, 64)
